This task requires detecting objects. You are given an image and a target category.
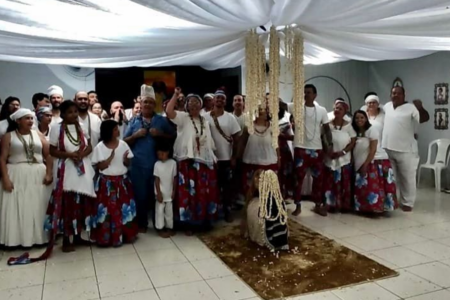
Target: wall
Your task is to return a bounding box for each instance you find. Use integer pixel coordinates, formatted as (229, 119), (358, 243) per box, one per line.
(242, 58), (369, 113)
(368, 52), (450, 168)
(0, 61), (95, 109)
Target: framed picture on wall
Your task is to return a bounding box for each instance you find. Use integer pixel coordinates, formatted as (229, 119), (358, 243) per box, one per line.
(392, 77), (403, 88)
(434, 83), (449, 105)
(434, 108), (449, 130)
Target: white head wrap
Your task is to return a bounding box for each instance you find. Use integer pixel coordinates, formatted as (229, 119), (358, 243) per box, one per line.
(215, 90), (226, 98)
(10, 108), (34, 121)
(140, 84), (155, 100)
(365, 95), (380, 104)
(47, 85), (64, 98)
(204, 93), (215, 99)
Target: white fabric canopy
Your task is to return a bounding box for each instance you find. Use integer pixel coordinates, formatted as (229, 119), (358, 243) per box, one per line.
(0, 0), (450, 69)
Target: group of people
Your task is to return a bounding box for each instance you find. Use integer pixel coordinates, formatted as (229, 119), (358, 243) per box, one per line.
(286, 85), (428, 219)
(0, 81), (429, 260)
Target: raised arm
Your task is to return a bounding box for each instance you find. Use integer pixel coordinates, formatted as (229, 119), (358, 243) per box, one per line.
(166, 87), (182, 120)
(413, 99), (430, 124)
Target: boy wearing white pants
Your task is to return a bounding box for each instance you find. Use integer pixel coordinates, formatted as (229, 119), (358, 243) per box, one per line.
(154, 144), (177, 238)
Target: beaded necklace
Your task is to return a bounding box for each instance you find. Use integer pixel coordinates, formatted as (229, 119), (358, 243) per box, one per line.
(254, 122), (270, 136)
(64, 124), (81, 146)
(189, 114), (204, 152)
(16, 130), (37, 164)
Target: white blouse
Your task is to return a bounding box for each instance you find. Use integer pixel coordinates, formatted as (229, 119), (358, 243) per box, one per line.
(326, 123), (356, 170)
(353, 127), (379, 172)
(243, 125), (278, 165)
(49, 123), (96, 197)
(171, 111), (216, 166)
(91, 140), (134, 176)
(367, 112), (389, 160)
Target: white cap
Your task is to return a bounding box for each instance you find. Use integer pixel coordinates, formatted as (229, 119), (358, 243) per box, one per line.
(140, 84), (155, 100)
(47, 85), (64, 98)
(10, 108), (33, 121)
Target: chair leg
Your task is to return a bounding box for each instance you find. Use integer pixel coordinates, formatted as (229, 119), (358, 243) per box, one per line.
(435, 169), (441, 192)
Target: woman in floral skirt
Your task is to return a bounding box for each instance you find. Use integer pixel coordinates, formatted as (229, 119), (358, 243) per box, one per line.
(322, 101), (356, 213)
(92, 120), (138, 246)
(166, 88), (219, 234)
(352, 110), (397, 213)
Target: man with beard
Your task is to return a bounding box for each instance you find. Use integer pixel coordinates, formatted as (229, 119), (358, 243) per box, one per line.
(47, 85), (64, 125)
(74, 91), (102, 151)
(110, 101), (127, 139)
(205, 90), (241, 222)
(232, 94), (245, 132)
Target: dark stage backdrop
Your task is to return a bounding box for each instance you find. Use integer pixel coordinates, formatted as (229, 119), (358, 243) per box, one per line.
(95, 66), (241, 112)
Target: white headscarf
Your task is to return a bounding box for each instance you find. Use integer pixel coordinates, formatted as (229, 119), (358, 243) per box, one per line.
(140, 84), (155, 100)
(365, 95), (380, 104)
(10, 108), (34, 121)
(47, 85), (64, 98)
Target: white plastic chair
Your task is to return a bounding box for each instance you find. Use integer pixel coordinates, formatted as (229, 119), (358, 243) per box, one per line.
(418, 139), (450, 191)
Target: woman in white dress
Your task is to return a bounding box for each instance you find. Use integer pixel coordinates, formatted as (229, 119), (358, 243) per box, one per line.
(0, 108), (53, 248)
(322, 101), (356, 213)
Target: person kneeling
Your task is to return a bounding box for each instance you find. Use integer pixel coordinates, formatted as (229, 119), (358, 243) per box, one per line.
(241, 170), (289, 251)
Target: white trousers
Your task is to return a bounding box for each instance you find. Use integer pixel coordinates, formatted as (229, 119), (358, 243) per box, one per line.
(386, 150), (419, 208)
(155, 201), (173, 230)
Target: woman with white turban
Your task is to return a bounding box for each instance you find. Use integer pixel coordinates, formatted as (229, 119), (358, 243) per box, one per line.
(36, 106), (53, 140)
(0, 108), (53, 247)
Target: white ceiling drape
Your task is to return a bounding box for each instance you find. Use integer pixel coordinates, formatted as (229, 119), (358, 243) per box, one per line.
(1, 0), (450, 69)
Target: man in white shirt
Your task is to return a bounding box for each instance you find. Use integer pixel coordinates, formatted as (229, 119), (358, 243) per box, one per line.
(232, 94), (246, 132)
(205, 90), (241, 222)
(74, 91), (102, 151)
(288, 84), (332, 217)
(382, 86), (429, 211)
(48, 85), (64, 125)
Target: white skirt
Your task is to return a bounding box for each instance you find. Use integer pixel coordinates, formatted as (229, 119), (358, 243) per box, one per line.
(0, 163), (52, 247)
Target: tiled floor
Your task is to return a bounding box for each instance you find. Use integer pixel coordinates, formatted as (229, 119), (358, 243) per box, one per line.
(2, 188), (450, 300)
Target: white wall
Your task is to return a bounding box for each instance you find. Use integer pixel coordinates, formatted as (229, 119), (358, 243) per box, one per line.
(242, 58), (369, 113)
(0, 61), (95, 109)
(368, 52), (450, 166)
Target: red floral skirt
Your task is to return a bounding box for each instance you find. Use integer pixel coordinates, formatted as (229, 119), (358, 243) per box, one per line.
(92, 174), (138, 246)
(354, 160), (398, 213)
(176, 159), (220, 224)
(242, 163), (278, 197)
(45, 191), (96, 237)
(322, 164), (352, 211)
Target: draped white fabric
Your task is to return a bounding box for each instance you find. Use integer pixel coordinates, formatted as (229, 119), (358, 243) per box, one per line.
(0, 0), (450, 69)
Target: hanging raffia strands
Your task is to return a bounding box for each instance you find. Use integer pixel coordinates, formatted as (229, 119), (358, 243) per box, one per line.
(292, 28), (305, 145)
(268, 26), (280, 149)
(245, 29), (265, 135)
(258, 170), (288, 225)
